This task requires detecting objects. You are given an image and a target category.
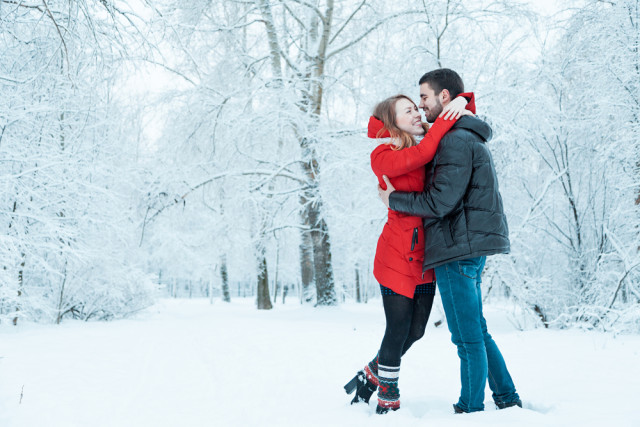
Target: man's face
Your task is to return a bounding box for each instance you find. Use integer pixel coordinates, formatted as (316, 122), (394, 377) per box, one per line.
(419, 83), (447, 123)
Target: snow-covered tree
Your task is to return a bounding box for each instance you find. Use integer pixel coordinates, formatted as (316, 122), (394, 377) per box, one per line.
(0, 0), (157, 323)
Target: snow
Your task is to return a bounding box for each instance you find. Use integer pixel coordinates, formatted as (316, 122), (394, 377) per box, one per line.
(1, 298), (639, 427)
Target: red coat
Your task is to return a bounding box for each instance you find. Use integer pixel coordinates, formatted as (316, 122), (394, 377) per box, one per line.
(369, 93), (475, 298)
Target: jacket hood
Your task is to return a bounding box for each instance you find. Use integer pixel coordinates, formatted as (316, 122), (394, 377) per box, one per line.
(452, 116), (492, 143)
(368, 116), (391, 138)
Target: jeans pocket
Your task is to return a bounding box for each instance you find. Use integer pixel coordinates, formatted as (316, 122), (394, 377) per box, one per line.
(458, 259), (480, 279)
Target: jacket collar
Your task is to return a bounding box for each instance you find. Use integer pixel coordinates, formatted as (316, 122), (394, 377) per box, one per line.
(451, 116), (493, 142)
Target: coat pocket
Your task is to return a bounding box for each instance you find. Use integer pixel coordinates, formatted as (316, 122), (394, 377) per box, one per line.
(441, 218), (454, 248)
(441, 208), (465, 248)
(405, 225), (424, 253)
(411, 227), (419, 251)
(404, 248), (424, 280)
(404, 226), (425, 280)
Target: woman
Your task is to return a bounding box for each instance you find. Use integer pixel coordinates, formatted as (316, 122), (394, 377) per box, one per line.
(344, 92), (475, 414)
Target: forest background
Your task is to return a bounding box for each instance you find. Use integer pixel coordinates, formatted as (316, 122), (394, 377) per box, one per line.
(1, 0), (639, 333)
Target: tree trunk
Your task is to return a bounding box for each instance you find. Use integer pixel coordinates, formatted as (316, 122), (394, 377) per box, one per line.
(307, 199), (337, 306)
(363, 266), (369, 303)
(305, 5), (337, 306)
(299, 198), (315, 303)
(256, 253), (273, 310)
(355, 267), (361, 303)
(272, 239), (280, 304)
(56, 262), (68, 324)
(13, 252), (25, 326)
(220, 254), (231, 302)
(208, 274), (213, 304)
(632, 3), (640, 211)
(258, 0), (341, 306)
(299, 146), (337, 306)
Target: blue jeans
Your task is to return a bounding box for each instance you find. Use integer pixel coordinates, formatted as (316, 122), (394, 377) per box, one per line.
(434, 256), (519, 412)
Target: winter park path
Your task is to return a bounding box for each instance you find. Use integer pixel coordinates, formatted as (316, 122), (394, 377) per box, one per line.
(1, 298), (639, 427)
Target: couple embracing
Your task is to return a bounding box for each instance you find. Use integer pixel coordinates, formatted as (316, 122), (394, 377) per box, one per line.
(344, 69), (522, 415)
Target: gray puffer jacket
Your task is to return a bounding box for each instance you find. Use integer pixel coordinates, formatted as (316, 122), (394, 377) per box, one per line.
(389, 115), (510, 270)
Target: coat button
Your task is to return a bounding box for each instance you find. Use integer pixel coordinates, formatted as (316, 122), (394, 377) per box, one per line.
(409, 257), (413, 261)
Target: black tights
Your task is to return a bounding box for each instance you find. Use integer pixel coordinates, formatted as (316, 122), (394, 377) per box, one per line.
(378, 292), (435, 367)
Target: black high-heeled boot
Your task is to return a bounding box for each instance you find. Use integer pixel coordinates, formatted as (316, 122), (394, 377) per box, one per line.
(344, 370), (378, 404)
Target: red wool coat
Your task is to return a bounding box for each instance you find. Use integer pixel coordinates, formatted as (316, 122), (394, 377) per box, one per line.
(370, 93), (476, 298)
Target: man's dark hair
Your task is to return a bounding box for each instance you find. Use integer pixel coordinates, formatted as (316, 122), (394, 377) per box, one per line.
(418, 68), (464, 98)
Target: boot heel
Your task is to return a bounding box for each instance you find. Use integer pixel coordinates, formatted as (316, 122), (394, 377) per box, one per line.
(351, 381), (377, 404)
(344, 373), (361, 394)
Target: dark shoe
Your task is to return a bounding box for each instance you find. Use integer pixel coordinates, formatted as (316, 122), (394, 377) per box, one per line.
(453, 404), (466, 414)
(344, 371), (377, 404)
(495, 399), (522, 410)
(376, 404), (399, 414)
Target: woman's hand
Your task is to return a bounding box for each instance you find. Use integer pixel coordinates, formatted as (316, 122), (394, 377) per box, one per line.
(439, 96), (473, 120)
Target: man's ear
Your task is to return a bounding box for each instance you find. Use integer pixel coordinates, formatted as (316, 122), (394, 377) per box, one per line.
(440, 88), (451, 103)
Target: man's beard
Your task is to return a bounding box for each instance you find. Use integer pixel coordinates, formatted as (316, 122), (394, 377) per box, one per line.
(425, 99), (443, 123)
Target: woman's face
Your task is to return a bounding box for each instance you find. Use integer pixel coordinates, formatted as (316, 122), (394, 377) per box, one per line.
(394, 98), (423, 136)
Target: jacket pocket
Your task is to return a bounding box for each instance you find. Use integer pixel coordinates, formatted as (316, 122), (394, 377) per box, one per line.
(442, 208), (466, 248)
(404, 248), (424, 280)
(405, 225), (424, 253)
(405, 226), (425, 280)
(441, 218), (454, 248)
(411, 227), (419, 251)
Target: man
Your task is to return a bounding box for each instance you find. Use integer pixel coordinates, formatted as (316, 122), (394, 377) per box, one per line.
(378, 68), (522, 413)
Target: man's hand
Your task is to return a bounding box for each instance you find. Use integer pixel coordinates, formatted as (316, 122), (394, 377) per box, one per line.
(378, 175), (396, 209)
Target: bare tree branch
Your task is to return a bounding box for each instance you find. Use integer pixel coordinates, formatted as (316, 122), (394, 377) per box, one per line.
(281, 2), (307, 31)
(327, 10), (418, 60)
(144, 169), (309, 226)
(329, 0), (366, 45)
(275, 0), (327, 25)
(41, 0), (71, 76)
(1, 0), (42, 10)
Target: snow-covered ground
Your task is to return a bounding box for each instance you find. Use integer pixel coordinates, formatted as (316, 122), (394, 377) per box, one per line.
(1, 298), (639, 427)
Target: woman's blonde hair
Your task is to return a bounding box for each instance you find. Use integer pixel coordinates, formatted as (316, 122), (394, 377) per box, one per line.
(372, 95), (429, 150)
